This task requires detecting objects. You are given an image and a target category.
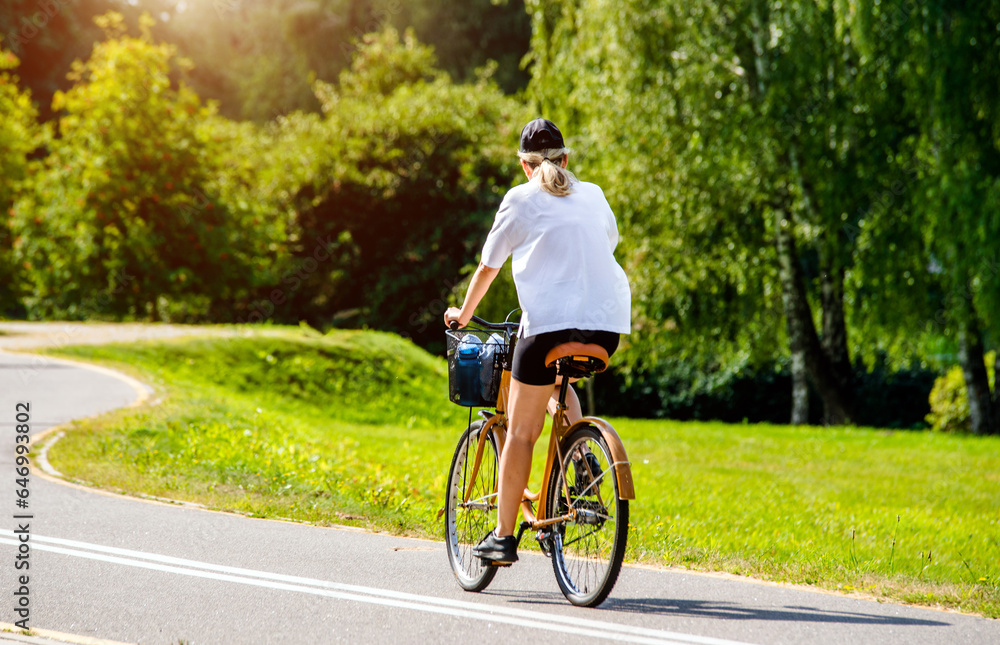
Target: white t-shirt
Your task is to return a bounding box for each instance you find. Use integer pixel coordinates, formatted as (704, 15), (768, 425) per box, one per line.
(480, 177), (631, 338)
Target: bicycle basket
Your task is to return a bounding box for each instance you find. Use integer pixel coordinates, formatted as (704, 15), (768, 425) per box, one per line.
(446, 329), (508, 407)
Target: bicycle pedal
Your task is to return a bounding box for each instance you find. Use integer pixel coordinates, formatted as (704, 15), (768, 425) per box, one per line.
(535, 531), (553, 557)
(481, 558), (514, 568)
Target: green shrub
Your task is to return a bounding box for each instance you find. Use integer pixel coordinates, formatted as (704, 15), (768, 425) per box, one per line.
(12, 13), (280, 321)
(0, 40), (38, 317)
(926, 352), (996, 433)
(259, 28), (527, 347)
(594, 354), (936, 428)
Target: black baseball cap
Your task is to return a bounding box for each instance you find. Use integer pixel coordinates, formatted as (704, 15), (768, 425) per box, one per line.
(519, 118), (564, 152)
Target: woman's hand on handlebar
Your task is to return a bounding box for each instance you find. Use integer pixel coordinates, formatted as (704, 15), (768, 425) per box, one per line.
(444, 307), (469, 330)
(446, 264), (499, 330)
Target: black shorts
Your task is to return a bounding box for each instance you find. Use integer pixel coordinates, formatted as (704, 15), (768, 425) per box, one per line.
(511, 329), (620, 386)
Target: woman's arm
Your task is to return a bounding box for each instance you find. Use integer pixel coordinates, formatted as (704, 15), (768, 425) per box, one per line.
(444, 263), (501, 328)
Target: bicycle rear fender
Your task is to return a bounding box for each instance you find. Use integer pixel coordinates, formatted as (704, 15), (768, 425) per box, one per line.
(570, 417), (635, 500)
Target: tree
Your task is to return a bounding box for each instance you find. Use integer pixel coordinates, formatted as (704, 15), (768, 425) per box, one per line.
(527, 1), (920, 424)
(0, 39), (39, 315)
(526, 1), (1000, 428)
(526, 0), (784, 387)
(248, 28), (527, 347)
(153, 0), (531, 121)
(0, 0), (167, 122)
(876, 0), (1000, 435)
(389, 0), (532, 93)
(741, 0), (923, 425)
(12, 12), (277, 321)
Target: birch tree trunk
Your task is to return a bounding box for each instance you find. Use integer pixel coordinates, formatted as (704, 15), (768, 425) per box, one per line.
(819, 250), (855, 423)
(993, 351), (1000, 435)
(958, 317), (995, 435)
(791, 347), (809, 424)
(774, 209), (855, 425)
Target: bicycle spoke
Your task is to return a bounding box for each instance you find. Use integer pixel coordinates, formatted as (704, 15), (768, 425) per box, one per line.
(561, 527), (602, 548)
(445, 422), (500, 592)
(573, 469), (609, 504)
(460, 491), (498, 510)
(548, 426), (628, 607)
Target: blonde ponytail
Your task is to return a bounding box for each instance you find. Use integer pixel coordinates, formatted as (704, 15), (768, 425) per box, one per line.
(517, 148), (576, 197)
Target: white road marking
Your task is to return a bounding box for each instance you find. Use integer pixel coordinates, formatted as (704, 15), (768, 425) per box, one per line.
(0, 531), (753, 645)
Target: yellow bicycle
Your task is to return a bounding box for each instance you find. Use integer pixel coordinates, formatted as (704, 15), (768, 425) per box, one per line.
(444, 315), (634, 607)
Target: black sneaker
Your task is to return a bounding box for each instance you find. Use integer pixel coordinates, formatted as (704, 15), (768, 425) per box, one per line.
(573, 451), (603, 490)
(472, 530), (518, 565)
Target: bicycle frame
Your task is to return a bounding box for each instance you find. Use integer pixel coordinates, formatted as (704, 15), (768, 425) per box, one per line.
(465, 362), (635, 539)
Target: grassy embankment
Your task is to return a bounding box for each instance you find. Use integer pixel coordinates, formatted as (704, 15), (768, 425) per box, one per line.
(41, 327), (999, 617)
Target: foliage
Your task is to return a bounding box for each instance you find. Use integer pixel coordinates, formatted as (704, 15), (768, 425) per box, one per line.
(855, 1), (1000, 434)
(45, 329), (1000, 617)
(5, 1), (999, 428)
(0, 41), (37, 207)
(896, 1), (1000, 336)
(0, 1), (530, 124)
(594, 355), (935, 428)
(251, 28), (528, 347)
(148, 0), (531, 121)
(11, 13), (283, 321)
(389, 0), (532, 93)
(0, 0), (125, 122)
(525, 1), (842, 373)
(927, 352), (997, 433)
(4, 15), (525, 341)
(156, 0), (333, 121)
(928, 367), (975, 434)
(524, 0), (1000, 424)
(852, 360), (938, 429)
(0, 39), (38, 315)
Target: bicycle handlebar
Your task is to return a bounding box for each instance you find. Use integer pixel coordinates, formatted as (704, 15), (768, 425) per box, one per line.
(448, 315), (517, 332)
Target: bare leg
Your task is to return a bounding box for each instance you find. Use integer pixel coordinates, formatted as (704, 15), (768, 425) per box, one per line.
(496, 378), (553, 537)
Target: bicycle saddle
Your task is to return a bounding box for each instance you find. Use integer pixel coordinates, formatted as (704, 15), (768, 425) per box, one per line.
(544, 342), (609, 379)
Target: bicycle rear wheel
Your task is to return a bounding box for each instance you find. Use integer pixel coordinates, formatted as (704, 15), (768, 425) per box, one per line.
(444, 420), (500, 591)
(546, 425), (628, 607)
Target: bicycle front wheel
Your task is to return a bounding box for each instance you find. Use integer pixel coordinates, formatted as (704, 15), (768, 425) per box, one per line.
(546, 425), (628, 607)
(444, 420), (500, 592)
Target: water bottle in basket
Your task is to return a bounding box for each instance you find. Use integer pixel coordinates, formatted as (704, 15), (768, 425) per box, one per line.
(456, 342), (482, 406)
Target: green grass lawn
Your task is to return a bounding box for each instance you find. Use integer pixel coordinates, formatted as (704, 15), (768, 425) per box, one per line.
(41, 326), (999, 617)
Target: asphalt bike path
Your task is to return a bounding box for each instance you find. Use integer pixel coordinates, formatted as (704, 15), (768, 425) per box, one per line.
(0, 332), (995, 644)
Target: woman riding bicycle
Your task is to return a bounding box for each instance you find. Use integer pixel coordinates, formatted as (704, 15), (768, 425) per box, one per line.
(444, 118), (631, 565)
